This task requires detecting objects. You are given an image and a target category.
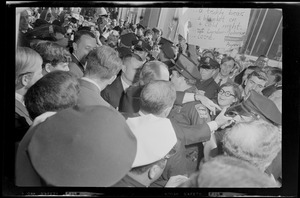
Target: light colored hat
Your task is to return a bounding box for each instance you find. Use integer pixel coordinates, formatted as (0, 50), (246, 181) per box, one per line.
(27, 105), (137, 187)
(126, 114), (178, 168)
(98, 7), (108, 16)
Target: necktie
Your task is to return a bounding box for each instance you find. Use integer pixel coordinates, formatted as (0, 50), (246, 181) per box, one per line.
(218, 78), (222, 87)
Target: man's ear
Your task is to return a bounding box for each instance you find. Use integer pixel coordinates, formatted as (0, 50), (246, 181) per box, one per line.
(244, 78), (248, 86)
(44, 63), (53, 73)
(121, 64), (126, 73)
(21, 73), (33, 87)
(72, 42), (78, 52)
(148, 164), (161, 180)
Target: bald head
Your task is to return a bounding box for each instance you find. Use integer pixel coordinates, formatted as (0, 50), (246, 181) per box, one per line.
(139, 61), (169, 85)
(140, 80), (176, 116)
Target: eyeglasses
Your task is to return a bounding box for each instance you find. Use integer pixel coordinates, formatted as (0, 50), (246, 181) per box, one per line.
(218, 89), (235, 97)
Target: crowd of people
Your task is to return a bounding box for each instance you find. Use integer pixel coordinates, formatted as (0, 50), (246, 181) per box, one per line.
(12, 7), (282, 189)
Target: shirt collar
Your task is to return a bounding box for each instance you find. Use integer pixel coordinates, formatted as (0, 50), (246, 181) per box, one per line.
(15, 92), (25, 106)
(81, 77), (102, 92)
(120, 75), (131, 92)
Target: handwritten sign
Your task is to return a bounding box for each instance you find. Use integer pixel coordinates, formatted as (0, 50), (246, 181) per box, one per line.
(183, 8), (250, 50)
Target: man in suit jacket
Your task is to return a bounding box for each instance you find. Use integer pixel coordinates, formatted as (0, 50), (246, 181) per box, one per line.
(101, 53), (144, 109)
(77, 45), (122, 107)
(69, 30), (97, 78)
(118, 60), (170, 113)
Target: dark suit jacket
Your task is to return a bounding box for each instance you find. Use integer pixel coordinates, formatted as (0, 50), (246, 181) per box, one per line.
(15, 99), (32, 142)
(101, 76), (124, 109)
(69, 54), (85, 79)
(119, 85), (143, 113)
(77, 79), (111, 108)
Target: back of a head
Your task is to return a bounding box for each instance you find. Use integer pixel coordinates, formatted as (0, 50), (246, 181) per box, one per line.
(24, 71), (79, 120)
(222, 119), (281, 171)
(84, 46), (122, 80)
(180, 155), (279, 187)
(16, 46), (42, 87)
(32, 41), (71, 69)
(140, 80), (176, 115)
(139, 61), (169, 85)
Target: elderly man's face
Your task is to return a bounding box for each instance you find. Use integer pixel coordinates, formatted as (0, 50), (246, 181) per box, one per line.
(20, 10), (29, 31)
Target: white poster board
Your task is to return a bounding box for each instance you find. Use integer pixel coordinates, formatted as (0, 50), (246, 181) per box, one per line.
(181, 8), (251, 50)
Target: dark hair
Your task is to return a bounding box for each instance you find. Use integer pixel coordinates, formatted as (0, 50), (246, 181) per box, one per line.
(32, 41), (71, 68)
(221, 56), (235, 65)
(144, 29), (154, 37)
(85, 46), (122, 80)
(73, 30), (96, 43)
(218, 82), (242, 105)
(24, 71), (79, 120)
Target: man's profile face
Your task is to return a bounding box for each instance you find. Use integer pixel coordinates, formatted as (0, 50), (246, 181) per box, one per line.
(75, 35), (97, 61)
(244, 76), (267, 96)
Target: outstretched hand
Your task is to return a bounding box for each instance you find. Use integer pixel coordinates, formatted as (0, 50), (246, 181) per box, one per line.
(214, 107), (235, 129)
(165, 175), (189, 187)
(195, 93), (221, 115)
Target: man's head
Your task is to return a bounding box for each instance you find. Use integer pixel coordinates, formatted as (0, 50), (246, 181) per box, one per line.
(255, 55), (269, 68)
(198, 57), (220, 81)
(111, 18), (117, 27)
(244, 69), (268, 96)
(220, 56), (235, 77)
(180, 155), (279, 187)
(140, 80), (176, 117)
(16, 47), (43, 91)
(96, 8), (109, 32)
(223, 119), (281, 171)
(170, 54), (200, 91)
(24, 71), (79, 120)
(136, 24), (145, 37)
(264, 66), (282, 87)
(158, 38), (178, 61)
(84, 46), (122, 89)
(126, 113), (178, 186)
(121, 53), (144, 84)
(138, 61), (170, 85)
(241, 66), (260, 85)
(19, 9), (30, 31)
(133, 39), (152, 62)
(225, 90), (282, 126)
(32, 41), (71, 75)
(152, 27), (161, 41)
(72, 30), (97, 61)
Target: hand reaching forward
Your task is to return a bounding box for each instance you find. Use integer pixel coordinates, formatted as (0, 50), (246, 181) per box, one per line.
(214, 107), (235, 129)
(195, 93), (221, 115)
(165, 175), (189, 187)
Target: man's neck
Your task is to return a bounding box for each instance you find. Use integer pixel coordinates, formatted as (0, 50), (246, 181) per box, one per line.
(121, 73), (132, 86)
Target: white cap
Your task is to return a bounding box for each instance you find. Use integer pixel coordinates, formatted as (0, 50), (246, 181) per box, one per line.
(98, 7), (108, 16)
(126, 114), (177, 168)
(71, 12), (80, 20)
